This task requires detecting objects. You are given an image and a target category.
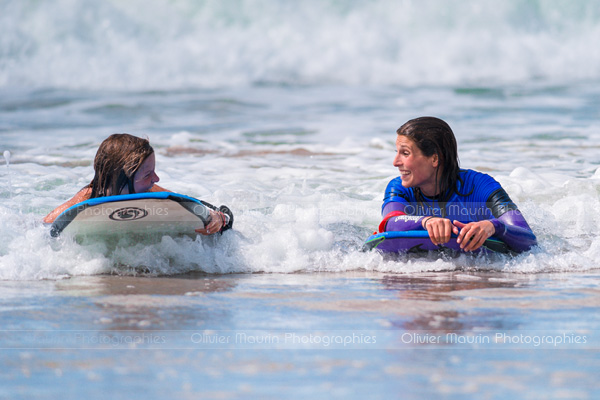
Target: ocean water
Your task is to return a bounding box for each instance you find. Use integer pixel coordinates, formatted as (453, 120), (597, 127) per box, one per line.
(3, 82), (600, 278)
(1, 0), (600, 278)
(2, 0), (600, 398)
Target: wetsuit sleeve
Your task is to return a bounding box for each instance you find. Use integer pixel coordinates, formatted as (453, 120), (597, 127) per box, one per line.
(380, 179), (425, 232)
(382, 178), (408, 211)
(380, 201), (425, 232)
(486, 188), (537, 253)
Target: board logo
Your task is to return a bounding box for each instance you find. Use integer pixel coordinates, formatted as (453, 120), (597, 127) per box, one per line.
(109, 207), (148, 221)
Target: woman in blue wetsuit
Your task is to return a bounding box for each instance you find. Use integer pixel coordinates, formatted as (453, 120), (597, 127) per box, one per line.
(380, 116), (537, 253)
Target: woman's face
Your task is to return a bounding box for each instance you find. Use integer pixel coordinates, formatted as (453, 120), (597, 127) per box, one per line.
(393, 135), (439, 196)
(132, 152), (159, 193)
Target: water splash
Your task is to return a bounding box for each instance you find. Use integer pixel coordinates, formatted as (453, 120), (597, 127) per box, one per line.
(1, 0), (600, 89)
(3, 150), (11, 199)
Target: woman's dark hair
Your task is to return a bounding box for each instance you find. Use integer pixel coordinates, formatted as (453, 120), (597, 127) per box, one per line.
(88, 134), (154, 199)
(397, 116), (468, 202)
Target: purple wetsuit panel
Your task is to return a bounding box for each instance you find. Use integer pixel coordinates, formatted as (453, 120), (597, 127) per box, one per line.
(381, 169), (537, 253)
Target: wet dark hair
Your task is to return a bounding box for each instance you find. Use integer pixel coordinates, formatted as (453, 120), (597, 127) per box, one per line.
(88, 134), (154, 199)
(397, 116), (470, 203)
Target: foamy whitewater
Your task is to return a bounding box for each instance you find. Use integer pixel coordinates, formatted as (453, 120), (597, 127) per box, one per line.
(2, 0), (600, 279)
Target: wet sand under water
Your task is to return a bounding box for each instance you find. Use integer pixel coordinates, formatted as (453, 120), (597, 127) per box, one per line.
(2, 270), (600, 399)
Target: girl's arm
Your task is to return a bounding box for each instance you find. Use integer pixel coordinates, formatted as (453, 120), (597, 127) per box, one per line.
(43, 187), (92, 224)
(147, 184), (227, 234)
(149, 184), (169, 192)
(44, 184), (167, 224)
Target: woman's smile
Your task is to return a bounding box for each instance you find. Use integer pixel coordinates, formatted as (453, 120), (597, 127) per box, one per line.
(393, 135), (439, 196)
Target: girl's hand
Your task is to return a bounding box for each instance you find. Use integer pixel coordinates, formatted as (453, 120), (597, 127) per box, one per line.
(453, 220), (495, 251)
(422, 217), (459, 246)
(195, 210), (226, 235)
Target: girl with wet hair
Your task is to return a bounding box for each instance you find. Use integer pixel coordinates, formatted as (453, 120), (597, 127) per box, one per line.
(380, 117), (536, 253)
(88, 133), (155, 198)
(43, 134), (232, 235)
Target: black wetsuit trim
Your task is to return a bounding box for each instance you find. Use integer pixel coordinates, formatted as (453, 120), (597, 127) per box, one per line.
(486, 188), (519, 218)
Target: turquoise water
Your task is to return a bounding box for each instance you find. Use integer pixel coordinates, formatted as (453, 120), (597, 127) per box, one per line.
(2, 0), (600, 398)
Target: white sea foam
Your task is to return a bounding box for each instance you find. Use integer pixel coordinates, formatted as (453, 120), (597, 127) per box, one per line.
(1, 0), (600, 89)
(2, 152), (600, 280)
(3, 115), (600, 279)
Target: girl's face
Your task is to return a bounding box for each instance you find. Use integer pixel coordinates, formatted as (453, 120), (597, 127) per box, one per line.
(132, 152), (159, 193)
(393, 135), (439, 196)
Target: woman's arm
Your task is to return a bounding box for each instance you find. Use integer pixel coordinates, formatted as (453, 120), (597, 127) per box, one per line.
(382, 200), (537, 253)
(381, 202), (458, 247)
(489, 210), (537, 252)
(380, 202), (426, 232)
(485, 188), (537, 252)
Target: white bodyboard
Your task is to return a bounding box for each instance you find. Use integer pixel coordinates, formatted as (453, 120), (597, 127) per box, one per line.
(50, 192), (212, 240)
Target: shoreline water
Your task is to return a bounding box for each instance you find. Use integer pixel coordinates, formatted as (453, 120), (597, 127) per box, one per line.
(2, 270), (599, 398)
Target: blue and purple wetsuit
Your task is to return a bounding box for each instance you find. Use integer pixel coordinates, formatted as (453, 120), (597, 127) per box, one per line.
(381, 169), (537, 253)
